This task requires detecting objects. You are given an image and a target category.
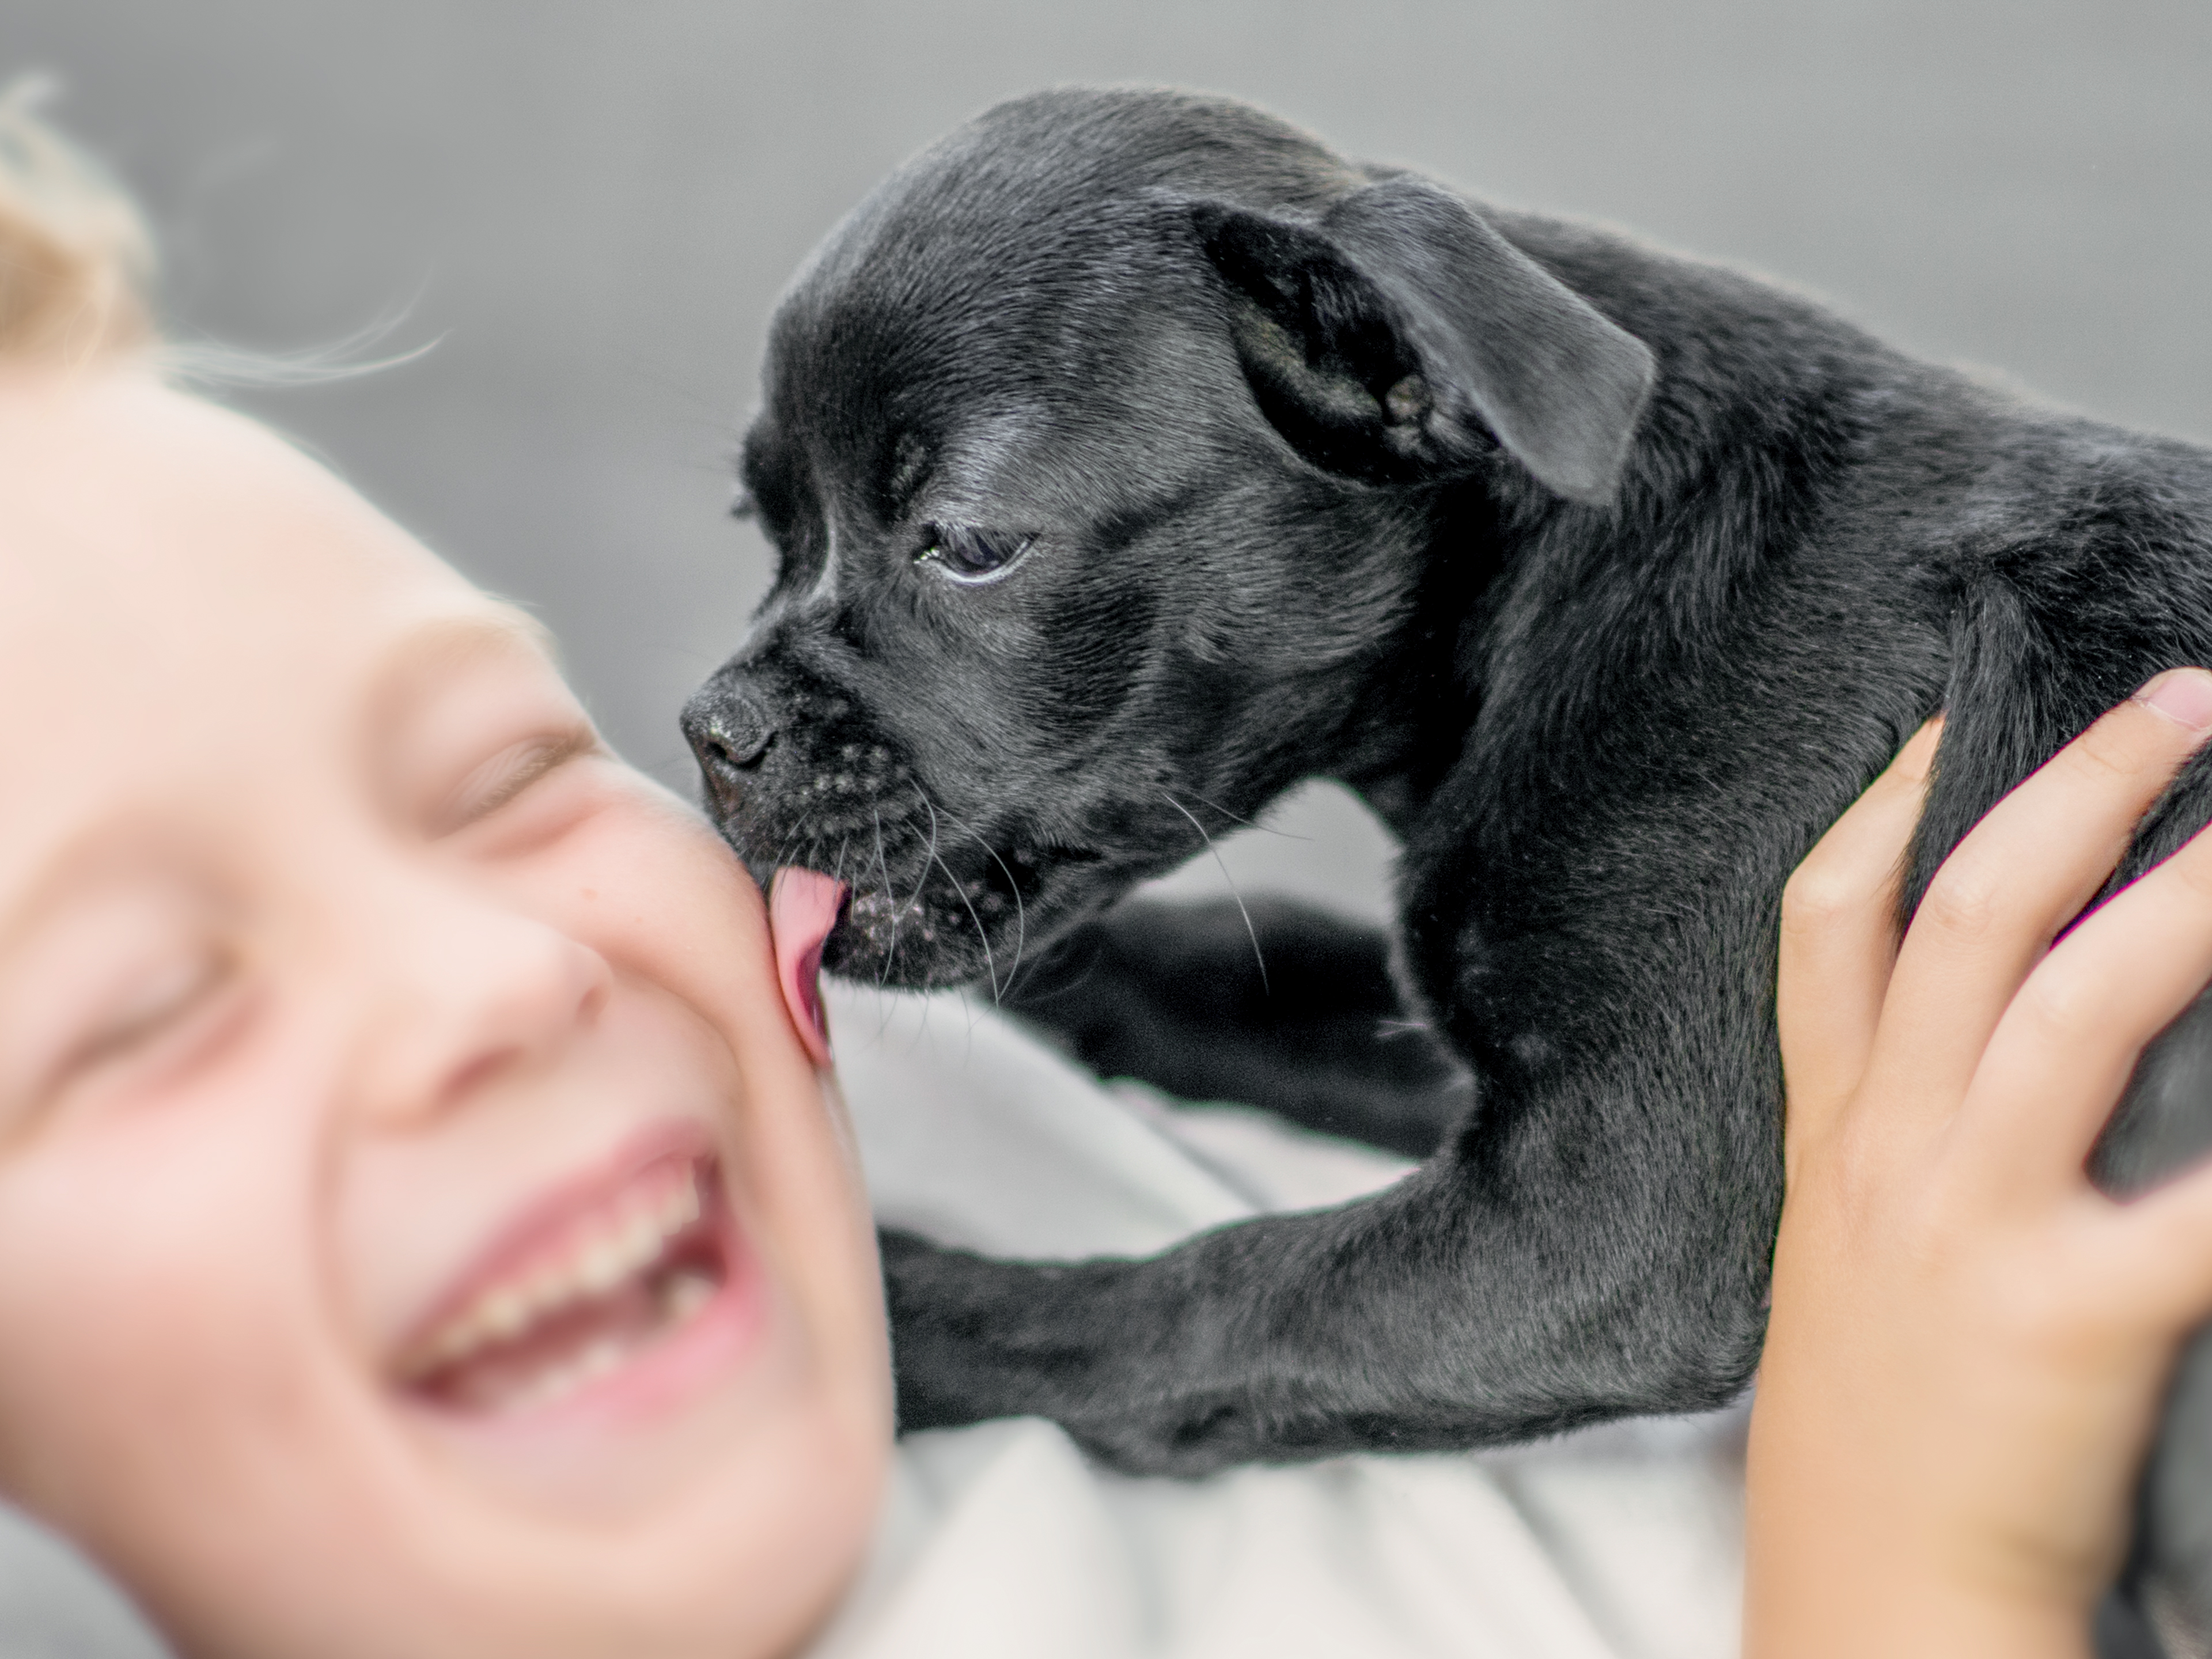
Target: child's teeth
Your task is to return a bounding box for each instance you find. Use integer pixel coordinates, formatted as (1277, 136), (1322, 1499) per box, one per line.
(619, 1209), (661, 1271)
(482, 1287), (531, 1342)
(666, 1180), (701, 1232)
(662, 1270), (715, 1325)
(497, 1332), (641, 1414)
(404, 1161), (720, 1393)
(577, 1233), (629, 1296)
(577, 1336), (628, 1384)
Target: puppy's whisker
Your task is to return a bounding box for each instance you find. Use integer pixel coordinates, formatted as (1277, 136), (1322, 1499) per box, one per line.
(933, 800), (1029, 997)
(1161, 788), (1268, 994)
(921, 791), (1000, 1003)
(907, 787), (940, 915)
(1181, 787), (1308, 842)
(768, 809), (817, 882)
(872, 806), (902, 989)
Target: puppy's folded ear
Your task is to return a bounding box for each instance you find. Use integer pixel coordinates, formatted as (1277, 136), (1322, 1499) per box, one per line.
(1192, 176), (1654, 503)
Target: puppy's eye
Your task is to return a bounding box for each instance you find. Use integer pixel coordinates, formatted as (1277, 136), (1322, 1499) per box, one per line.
(916, 524), (1035, 585)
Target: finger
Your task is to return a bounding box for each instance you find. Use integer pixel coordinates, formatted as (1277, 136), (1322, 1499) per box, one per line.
(1777, 719), (1941, 1161)
(1869, 672), (2212, 1129)
(1955, 818), (2212, 1195)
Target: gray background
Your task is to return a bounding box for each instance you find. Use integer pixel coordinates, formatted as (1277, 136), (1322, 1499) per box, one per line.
(10, 0), (2212, 921)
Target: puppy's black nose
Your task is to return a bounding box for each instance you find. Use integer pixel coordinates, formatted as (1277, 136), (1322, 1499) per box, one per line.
(682, 682), (777, 782)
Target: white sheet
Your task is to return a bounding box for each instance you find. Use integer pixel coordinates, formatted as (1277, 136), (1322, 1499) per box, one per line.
(812, 983), (1746, 1659)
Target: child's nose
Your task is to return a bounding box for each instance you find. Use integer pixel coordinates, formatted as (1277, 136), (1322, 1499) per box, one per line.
(344, 877), (613, 1131)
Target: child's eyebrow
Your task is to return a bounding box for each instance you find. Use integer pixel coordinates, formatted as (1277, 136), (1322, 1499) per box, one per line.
(374, 608), (560, 692)
(363, 607), (565, 728)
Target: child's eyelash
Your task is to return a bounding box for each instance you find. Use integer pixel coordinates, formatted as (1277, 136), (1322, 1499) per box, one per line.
(439, 728), (600, 834)
(66, 952), (226, 1078)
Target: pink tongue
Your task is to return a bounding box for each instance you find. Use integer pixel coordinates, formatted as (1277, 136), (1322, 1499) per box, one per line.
(768, 868), (846, 1067)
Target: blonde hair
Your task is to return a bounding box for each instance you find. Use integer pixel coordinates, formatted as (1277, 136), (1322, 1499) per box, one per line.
(0, 79), (154, 365)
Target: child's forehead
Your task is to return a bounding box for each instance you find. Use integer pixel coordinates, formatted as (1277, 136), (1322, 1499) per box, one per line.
(0, 372), (491, 688)
(0, 370), (454, 619)
(0, 370), (541, 863)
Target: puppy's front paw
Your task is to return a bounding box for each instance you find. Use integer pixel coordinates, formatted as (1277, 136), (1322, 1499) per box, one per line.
(878, 1226), (1120, 1434)
(877, 1226), (1331, 1474)
(876, 1227), (1007, 1433)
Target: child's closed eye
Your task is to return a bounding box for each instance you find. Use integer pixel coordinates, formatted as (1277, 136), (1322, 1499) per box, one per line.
(0, 889), (240, 1133)
(59, 947), (230, 1081)
(433, 726), (601, 838)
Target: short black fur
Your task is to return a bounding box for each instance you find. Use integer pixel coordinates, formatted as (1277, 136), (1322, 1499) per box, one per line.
(683, 88), (2212, 1643)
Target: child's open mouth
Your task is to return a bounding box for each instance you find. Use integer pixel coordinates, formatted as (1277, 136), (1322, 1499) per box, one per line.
(395, 1147), (737, 1417)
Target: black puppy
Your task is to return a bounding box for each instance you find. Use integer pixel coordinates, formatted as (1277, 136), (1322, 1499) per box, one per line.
(684, 88), (2212, 1637)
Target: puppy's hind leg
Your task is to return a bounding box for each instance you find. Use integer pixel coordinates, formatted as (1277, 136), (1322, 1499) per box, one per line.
(1001, 896), (1472, 1160)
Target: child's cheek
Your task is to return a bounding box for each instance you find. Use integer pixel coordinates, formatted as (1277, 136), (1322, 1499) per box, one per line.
(562, 789), (767, 973)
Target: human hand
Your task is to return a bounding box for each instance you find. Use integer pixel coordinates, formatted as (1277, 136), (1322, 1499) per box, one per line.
(1745, 672), (2212, 1658)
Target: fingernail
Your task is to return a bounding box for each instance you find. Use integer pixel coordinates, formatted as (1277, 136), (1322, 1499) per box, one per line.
(2135, 668), (2212, 733)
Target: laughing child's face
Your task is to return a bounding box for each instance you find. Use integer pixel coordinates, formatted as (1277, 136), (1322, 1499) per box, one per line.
(0, 365), (892, 1658)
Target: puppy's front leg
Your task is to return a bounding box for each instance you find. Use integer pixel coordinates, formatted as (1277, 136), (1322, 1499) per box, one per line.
(880, 1078), (1770, 1476)
(1003, 896), (1471, 1159)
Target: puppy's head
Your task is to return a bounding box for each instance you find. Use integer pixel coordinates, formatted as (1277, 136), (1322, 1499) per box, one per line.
(687, 88), (1653, 990)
